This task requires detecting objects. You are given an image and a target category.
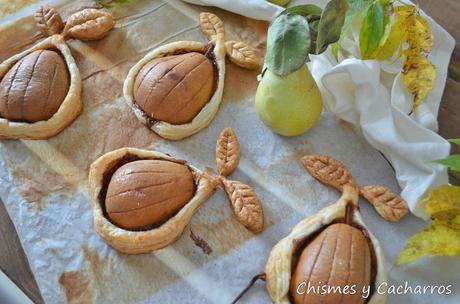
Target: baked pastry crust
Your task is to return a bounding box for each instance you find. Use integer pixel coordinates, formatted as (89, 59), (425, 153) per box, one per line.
(0, 35), (82, 139)
(123, 38), (226, 140)
(88, 147), (217, 254)
(265, 193), (388, 304)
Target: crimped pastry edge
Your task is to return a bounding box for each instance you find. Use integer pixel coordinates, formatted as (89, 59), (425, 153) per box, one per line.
(0, 35), (82, 139)
(88, 147), (216, 254)
(123, 38), (226, 140)
(265, 197), (388, 304)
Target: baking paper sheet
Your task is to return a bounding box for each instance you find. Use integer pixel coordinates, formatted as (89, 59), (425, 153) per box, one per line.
(0, 0), (459, 303)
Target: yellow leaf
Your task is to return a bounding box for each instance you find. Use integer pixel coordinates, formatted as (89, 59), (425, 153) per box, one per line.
(356, 4), (436, 111)
(402, 53), (436, 112)
(394, 4), (416, 17)
(372, 5), (433, 60)
(397, 185), (460, 265)
(375, 5), (436, 112)
(413, 15), (433, 53)
(397, 221), (460, 265)
(401, 12), (433, 54)
(393, 6), (433, 53)
(424, 185), (460, 229)
(374, 13), (404, 60)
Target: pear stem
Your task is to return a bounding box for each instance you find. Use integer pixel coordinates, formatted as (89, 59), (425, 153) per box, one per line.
(307, 15), (320, 22)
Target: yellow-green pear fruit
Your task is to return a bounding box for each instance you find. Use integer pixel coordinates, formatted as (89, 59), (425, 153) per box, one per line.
(255, 65), (323, 136)
(267, 0), (291, 6)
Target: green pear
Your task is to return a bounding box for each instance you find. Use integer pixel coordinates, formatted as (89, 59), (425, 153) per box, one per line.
(255, 65), (323, 136)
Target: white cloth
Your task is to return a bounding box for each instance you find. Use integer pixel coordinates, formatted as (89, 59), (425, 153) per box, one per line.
(182, 0), (282, 20)
(183, 0), (455, 219)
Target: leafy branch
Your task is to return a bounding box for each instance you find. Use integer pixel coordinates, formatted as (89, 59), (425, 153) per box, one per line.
(354, 0), (435, 113)
(266, 0), (437, 113)
(264, 0), (348, 75)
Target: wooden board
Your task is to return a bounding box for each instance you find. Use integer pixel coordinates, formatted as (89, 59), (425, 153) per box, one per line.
(0, 1), (459, 302)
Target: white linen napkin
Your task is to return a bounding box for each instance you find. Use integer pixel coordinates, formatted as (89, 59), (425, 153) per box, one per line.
(183, 0), (455, 219)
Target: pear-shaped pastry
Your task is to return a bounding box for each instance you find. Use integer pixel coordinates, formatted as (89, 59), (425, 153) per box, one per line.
(232, 155), (409, 304)
(0, 6), (114, 139)
(123, 13), (261, 140)
(88, 128), (264, 254)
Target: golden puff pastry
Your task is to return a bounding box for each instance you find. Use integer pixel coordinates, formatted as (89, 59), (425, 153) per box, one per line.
(123, 12), (261, 140)
(123, 38), (226, 140)
(0, 6), (116, 139)
(88, 147), (217, 254)
(0, 35), (82, 139)
(88, 128), (265, 254)
(265, 191), (388, 304)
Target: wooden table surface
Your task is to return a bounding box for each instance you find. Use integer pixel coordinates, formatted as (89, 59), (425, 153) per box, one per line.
(0, 1), (459, 303)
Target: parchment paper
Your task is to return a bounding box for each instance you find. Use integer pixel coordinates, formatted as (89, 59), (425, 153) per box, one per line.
(0, 1), (459, 303)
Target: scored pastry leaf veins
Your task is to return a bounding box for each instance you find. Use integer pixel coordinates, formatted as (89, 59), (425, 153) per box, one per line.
(199, 12), (225, 41)
(225, 41), (260, 70)
(35, 6), (63, 36)
(216, 127), (240, 177)
(63, 8), (115, 41)
(214, 128), (263, 233)
(360, 184), (409, 222)
(302, 154), (408, 222)
(222, 179), (264, 234)
(301, 155), (358, 192)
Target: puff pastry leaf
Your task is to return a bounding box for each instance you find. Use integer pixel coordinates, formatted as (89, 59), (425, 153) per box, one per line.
(360, 185), (409, 222)
(301, 155), (358, 192)
(63, 9), (115, 40)
(35, 6), (63, 36)
(200, 12), (225, 41)
(216, 128), (240, 177)
(225, 41), (260, 70)
(222, 179), (264, 233)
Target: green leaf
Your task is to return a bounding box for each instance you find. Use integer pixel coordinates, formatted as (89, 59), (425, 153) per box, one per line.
(433, 155), (460, 173)
(280, 4), (322, 17)
(374, 11), (404, 60)
(338, 0), (373, 44)
(359, 1), (385, 59)
(449, 139), (460, 146)
(278, 4), (321, 55)
(331, 42), (339, 61)
(309, 20), (319, 55)
(334, 0), (374, 59)
(316, 0), (349, 54)
(96, 0), (130, 8)
(265, 14), (311, 75)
